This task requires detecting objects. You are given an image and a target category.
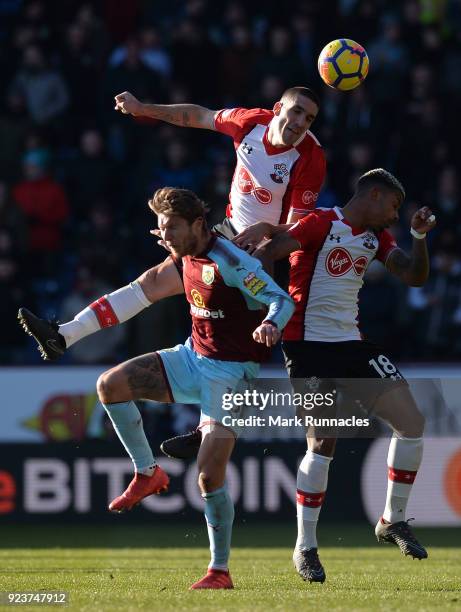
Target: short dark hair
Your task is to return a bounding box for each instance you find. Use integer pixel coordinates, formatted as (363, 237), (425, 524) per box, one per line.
(356, 168), (406, 201)
(148, 187), (209, 224)
(282, 86), (320, 109)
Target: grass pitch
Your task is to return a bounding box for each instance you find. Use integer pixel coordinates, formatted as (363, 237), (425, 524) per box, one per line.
(0, 523), (459, 611)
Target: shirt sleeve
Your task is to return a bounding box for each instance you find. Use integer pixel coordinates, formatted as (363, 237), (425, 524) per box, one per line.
(376, 230), (398, 264)
(287, 211), (331, 249)
(209, 240), (295, 331)
(285, 144), (326, 217)
(214, 107), (272, 141)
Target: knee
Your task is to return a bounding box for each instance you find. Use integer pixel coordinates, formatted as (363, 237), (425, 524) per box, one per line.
(198, 471), (212, 493)
(97, 369), (121, 404)
(198, 468), (224, 493)
(395, 410), (425, 438)
(413, 410), (425, 437)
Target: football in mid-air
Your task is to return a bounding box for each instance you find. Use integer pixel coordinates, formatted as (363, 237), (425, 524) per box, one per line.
(318, 39), (369, 91)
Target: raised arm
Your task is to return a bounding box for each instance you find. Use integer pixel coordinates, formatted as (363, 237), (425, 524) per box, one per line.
(114, 91), (217, 130)
(385, 206), (436, 286)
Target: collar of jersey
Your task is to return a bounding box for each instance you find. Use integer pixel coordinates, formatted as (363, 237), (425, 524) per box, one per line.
(333, 206), (367, 236)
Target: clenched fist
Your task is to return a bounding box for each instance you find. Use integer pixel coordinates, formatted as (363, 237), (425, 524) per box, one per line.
(114, 91), (143, 116)
(411, 206), (436, 235)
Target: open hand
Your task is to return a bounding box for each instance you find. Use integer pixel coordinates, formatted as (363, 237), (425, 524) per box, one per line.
(252, 322), (281, 347)
(233, 222), (272, 253)
(150, 229), (171, 252)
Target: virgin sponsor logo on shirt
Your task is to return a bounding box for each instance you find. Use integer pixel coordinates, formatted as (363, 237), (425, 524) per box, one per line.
(301, 190), (318, 207)
(236, 166), (272, 205)
(326, 247), (368, 277)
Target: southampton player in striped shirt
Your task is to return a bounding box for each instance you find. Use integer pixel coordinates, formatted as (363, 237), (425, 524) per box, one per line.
(252, 168), (436, 582)
(16, 85), (324, 362)
(22, 187), (294, 590)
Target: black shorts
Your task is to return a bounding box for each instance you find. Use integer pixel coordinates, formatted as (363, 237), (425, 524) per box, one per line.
(282, 339), (407, 412)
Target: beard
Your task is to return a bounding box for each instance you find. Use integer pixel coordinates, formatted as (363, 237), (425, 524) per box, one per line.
(172, 235), (200, 258)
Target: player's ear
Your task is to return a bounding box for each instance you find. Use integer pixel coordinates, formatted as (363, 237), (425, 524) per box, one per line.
(369, 186), (380, 201)
(192, 216), (204, 231)
(273, 101), (282, 115)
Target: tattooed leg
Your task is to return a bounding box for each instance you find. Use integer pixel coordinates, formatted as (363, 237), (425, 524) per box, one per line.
(97, 352), (171, 404)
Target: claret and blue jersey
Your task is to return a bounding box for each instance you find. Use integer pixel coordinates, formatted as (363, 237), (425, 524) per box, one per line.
(172, 235), (294, 363)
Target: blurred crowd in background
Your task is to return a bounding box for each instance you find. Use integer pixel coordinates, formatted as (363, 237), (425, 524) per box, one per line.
(1, 0), (460, 365)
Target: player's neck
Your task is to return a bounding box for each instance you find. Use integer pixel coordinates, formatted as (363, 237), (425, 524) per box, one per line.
(341, 201), (367, 231)
(267, 124), (288, 148)
(191, 229), (212, 256)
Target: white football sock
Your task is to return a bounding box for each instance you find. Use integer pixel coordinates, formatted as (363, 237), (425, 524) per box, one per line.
(382, 435), (423, 524)
(296, 451), (332, 551)
(59, 281), (151, 347)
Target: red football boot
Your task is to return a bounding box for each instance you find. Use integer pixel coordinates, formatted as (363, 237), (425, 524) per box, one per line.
(189, 569), (234, 590)
(108, 466), (169, 513)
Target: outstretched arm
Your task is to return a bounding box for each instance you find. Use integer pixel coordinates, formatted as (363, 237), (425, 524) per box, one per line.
(253, 231), (301, 270)
(232, 221), (294, 253)
(58, 257), (184, 350)
(114, 91), (217, 130)
(386, 207), (436, 286)
(136, 256), (184, 302)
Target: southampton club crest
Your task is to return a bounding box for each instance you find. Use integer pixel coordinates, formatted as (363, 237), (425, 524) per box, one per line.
(202, 264), (215, 285)
(270, 163), (289, 184)
(362, 232), (377, 250)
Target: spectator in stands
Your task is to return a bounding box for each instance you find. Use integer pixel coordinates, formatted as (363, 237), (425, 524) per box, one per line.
(407, 239), (461, 359)
(110, 26), (172, 78)
(12, 148), (70, 275)
(9, 44), (70, 125)
(63, 129), (116, 220)
(0, 253), (34, 363)
(0, 93), (31, 182)
(0, 180), (28, 253)
(254, 25), (306, 91)
(218, 25), (257, 105)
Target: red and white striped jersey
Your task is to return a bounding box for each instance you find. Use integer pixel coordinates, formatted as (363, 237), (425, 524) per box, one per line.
(214, 107), (326, 232)
(283, 207), (398, 342)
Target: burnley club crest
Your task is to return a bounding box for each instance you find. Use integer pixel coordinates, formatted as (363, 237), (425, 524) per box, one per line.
(202, 265), (215, 285)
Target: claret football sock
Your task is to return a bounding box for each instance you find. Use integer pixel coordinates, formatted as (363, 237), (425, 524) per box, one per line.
(103, 401), (156, 472)
(203, 485), (234, 571)
(382, 435), (423, 524)
(296, 451), (332, 551)
(59, 281), (151, 347)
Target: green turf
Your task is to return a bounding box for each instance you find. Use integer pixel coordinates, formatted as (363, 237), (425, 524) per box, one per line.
(0, 525), (460, 611)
